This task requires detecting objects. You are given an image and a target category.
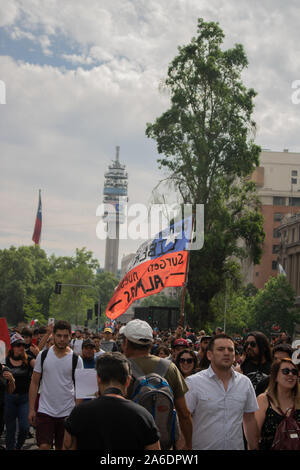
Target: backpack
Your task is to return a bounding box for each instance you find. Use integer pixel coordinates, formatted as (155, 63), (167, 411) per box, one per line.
(271, 406), (300, 450)
(128, 358), (179, 450)
(40, 348), (79, 386)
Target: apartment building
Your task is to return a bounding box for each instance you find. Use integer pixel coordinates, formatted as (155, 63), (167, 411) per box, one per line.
(276, 212), (300, 304)
(243, 149), (300, 289)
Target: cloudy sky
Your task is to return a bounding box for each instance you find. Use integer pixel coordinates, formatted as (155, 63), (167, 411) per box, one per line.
(0, 0), (300, 268)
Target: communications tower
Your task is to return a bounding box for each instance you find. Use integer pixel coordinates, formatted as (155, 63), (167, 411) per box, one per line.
(103, 146), (128, 276)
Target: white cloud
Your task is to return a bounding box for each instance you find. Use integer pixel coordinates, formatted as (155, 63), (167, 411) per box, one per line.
(1, 0), (300, 266)
(0, 1), (20, 27)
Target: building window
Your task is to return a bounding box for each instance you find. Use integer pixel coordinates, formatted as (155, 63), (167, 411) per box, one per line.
(273, 197), (286, 206)
(255, 272), (259, 277)
(291, 178), (297, 185)
(272, 261), (278, 270)
(274, 212), (284, 222)
(292, 170), (298, 176)
(273, 229), (280, 238)
(289, 197), (300, 206)
(272, 245), (279, 254)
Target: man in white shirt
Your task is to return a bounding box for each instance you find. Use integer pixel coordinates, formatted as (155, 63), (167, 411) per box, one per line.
(92, 335), (105, 358)
(185, 334), (259, 450)
(70, 329), (83, 355)
(28, 320), (83, 450)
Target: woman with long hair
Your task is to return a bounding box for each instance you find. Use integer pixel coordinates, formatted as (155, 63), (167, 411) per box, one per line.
(4, 333), (35, 450)
(175, 349), (199, 379)
(255, 358), (300, 450)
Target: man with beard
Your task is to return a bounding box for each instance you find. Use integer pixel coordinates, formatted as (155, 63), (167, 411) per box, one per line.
(236, 331), (273, 394)
(28, 320), (83, 450)
(185, 334), (259, 450)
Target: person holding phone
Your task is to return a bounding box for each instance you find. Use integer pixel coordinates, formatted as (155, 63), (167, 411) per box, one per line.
(21, 328), (40, 359)
(0, 362), (15, 448)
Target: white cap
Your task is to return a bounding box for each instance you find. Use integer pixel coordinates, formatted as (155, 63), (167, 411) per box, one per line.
(119, 325), (126, 335)
(292, 349), (300, 365)
(123, 319), (153, 345)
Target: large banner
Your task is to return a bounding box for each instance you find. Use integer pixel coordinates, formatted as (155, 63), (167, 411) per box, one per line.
(0, 317), (10, 363)
(105, 217), (193, 320)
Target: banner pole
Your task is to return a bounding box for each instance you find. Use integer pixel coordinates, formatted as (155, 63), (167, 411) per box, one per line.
(179, 213), (195, 327)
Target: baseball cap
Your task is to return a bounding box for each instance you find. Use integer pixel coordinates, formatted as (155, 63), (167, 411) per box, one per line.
(292, 349), (300, 365)
(82, 338), (95, 348)
(123, 319), (153, 345)
(10, 333), (26, 346)
(173, 338), (189, 348)
(104, 328), (113, 334)
(200, 335), (212, 343)
(119, 325), (126, 335)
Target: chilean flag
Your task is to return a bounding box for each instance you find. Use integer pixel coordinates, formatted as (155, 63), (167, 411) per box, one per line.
(105, 216), (193, 320)
(32, 190), (42, 245)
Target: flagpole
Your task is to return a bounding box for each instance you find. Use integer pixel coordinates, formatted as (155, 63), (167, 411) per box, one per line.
(179, 213), (195, 327)
(39, 189), (42, 245)
(32, 189), (42, 246)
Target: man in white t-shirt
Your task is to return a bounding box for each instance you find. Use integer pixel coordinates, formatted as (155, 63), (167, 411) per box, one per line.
(28, 320), (83, 450)
(70, 329), (83, 355)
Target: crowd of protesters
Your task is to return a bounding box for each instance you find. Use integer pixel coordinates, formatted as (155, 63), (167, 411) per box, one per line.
(0, 319), (300, 451)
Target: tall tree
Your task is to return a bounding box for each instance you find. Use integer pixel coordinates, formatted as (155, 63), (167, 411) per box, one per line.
(250, 275), (300, 336)
(146, 19), (264, 327)
(0, 245), (54, 325)
(49, 248), (100, 325)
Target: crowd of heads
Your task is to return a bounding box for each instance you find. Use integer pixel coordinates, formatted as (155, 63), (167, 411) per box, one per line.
(7, 319), (300, 382)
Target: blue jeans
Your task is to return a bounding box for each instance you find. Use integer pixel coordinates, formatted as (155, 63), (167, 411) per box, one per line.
(4, 393), (29, 450)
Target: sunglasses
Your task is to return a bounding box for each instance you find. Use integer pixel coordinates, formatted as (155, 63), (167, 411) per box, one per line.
(281, 368), (298, 376)
(245, 341), (257, 348)
(179, 358), (194, 364)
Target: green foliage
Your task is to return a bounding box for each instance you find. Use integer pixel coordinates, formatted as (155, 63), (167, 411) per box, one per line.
(0, 245), (118, 328)
(48, 248), (101, 325)
(146, 18), (265, 326)
(0, 245), (55, 325)
(95, 271), (119, 326)
(210, 275), (300, 337)
(210, 284), (254, 335)
(250, 275), (300, 336)
(139, 290), (180, 308)
(24, 295), (46, 325)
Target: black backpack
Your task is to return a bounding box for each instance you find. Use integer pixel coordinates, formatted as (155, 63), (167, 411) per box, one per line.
(128, 358), (179, 450)
(39, 349), (78, 386)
